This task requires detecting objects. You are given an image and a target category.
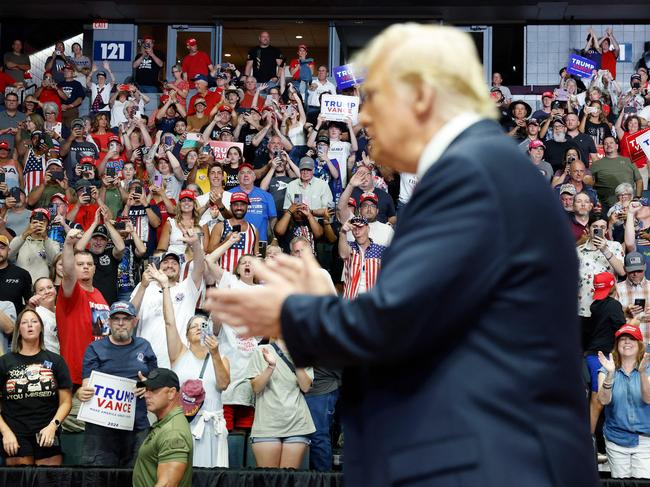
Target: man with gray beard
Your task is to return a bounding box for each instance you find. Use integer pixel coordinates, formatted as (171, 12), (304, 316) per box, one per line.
(543, 117), (580, 172)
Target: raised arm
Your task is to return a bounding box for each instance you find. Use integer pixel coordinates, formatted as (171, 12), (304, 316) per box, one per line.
(151, 266), (186, 364)
(62, 229), (83, 297)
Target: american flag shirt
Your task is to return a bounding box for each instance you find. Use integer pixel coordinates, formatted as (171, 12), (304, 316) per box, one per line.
(343, 240), (386, 300)
(23, 149), (46, 194)
(219, 219), (257, 272)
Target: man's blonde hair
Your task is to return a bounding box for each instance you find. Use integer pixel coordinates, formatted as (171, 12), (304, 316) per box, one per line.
(352, 23), (497, 120)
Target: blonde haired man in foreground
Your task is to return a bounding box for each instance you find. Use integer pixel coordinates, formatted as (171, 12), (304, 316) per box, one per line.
(213, 24), (599, 486)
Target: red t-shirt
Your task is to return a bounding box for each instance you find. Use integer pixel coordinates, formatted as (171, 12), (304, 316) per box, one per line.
(91, 132), (112, 153)
(187, 89), (222, 116)
(620, 128), (650, 168)
(240, 91), (265, 111)
(56, 282), (109, 384)
(0, 71), (15, 94)
(74, 203), (99, 231)
(182, 51), (212, 88)
(37, 87), (63, 122)
(601, 51), (617, 79)
(289, 58), (315, 81)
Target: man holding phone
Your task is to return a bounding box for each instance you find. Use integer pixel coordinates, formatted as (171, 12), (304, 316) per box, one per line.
(123, 181), (162, 257)
(616, 251), (650, 342)
(67, 180), (100, 231)
(27, 158), (69, 209)
(59, 118), (99, 181)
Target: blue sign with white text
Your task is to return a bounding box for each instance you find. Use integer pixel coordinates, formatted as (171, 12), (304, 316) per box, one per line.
(566, 54), (597, 79)
(93, 41), (132, 61)
(333, 64), (365, 90)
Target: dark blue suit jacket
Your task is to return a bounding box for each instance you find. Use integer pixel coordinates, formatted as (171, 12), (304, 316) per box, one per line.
(282, 120), (599, 486)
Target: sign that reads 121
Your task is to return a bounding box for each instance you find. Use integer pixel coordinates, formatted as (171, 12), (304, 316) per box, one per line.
(93, 41), (132, 61)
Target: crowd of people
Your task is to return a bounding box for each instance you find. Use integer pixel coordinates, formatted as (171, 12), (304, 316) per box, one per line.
(0, 30), (410, 476)
(491, 26), (650, 479)
(0, 24), (649, 480)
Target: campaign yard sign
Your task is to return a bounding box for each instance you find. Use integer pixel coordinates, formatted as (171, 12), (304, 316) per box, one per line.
(567, 54), (597, 79)
(78, 371), (136, 431)
(637, 129), (650, 161)
(333, 64), (365, 90)
(320, 94), (360, 124)
(208, 141), (244, 162)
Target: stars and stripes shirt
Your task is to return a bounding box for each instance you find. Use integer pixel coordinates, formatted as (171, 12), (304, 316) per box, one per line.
(616, 278), (650, 342)
(343, 240), (386, 300)
(219, 219), (257, 273)
(23, 149), (45, 194)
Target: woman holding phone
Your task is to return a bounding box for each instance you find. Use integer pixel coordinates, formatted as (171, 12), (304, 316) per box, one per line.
(149, 265), (230, 467)
(578, 215), (626, 341)
(0, 308), (72, 466)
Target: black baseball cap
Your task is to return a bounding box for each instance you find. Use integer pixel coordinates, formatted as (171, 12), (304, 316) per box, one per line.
(136, 368), (180, 390)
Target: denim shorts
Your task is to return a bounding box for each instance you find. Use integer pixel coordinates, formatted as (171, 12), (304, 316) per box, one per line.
(251, 435), (311, 445)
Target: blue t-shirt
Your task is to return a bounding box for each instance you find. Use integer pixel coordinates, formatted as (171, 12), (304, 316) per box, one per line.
(228, 186), (277, 241)
(82, 337), (158, 430)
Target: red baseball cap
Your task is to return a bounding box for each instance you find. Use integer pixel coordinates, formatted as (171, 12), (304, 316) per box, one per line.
(529, 139), (546, 150)
(615, 324), (643, 342)
(186, 38), (197, 46)
(31, 208), (50, 221)
(348, 197), (357, 207)
(63, 63), (75, 71)
(107, 134), (121, 144)
(143, 35), (154, 42)
(218, 105), (233, 113)
(297, 44), (308, 51)
(238, 163), (254, 173)
(178, 189), (196, 201)
(542, 91), (554, 99)
(593, 272), (616, 301)
(360, 192), (378, 205)
(231, 192), (250, 204)
(79, 156), (96, 166)
(50, 192), (68, 204)
(160, 94), (170, 104)
(0, 142), (9, 150)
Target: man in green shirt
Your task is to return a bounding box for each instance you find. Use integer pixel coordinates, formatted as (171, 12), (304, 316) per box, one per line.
(590, 135), (643, 212)
(133, 368), (193, 487)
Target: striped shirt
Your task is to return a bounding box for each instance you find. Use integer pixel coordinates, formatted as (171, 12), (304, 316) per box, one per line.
(343, 241), (385, 300)
(219, 219), (257, 272)
(616, 278), (650, 343)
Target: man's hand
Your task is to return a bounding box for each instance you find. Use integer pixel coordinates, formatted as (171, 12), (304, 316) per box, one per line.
(77, 385), (95, 402)
(65, 228), (83, 246)
(149, 265), (170, 288)
(213, 252), (336, 337)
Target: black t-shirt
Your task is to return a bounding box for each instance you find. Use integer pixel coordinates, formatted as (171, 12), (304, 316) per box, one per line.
(223, 165), (241, 191)
(543, 139), (581, 173)
(0, 350), (72, 435)
(268, 175), (294, 216)
(587, 297), (626, 353)
(63, 141), (99, 180)
(584, 121), (611, 146)
(59, 79), (85, 105)
(0, 264), (32, 315)
(92, 248), (121, 305)
(134, 53), (162, 87)
(351, 187), (396, 223)
(247, 45), (284, 83)
(567, 132), (598, 168)
(239, 125), (259, 164)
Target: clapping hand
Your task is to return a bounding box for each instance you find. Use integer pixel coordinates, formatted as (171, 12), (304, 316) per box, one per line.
(181, 227), (199, 246)
(148, 265), (169, 287)
(598, 351), (616, 374)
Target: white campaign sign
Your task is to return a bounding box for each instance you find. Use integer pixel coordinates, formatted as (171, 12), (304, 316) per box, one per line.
(636, 130), (650, 161)
(320, 94), (360, 124)
(77, 371), (137, 431)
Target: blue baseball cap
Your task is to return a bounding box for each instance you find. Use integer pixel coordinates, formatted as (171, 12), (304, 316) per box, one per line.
(193, 74), (209, 83)
(109, 301), (137, 317)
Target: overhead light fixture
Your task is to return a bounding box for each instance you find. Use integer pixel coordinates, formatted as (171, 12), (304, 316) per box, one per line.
(295, 35), (303, 39)
(224, 53), (231, 57)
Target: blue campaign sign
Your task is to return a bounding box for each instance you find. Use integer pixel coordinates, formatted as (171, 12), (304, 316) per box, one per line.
(566, 54), (597, 79)
(333, 64), (365, 90)
(93, 41), (132, 61)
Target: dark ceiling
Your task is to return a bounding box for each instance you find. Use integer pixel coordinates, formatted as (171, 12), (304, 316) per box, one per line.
(2, 0), (650, 23)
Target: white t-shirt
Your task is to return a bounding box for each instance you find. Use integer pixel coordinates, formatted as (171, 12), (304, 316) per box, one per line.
(133, 277), (202, 369)
(217, 323), (260, 406)
(308, 79), (337, 107)
(36, 306), (59, 354)
(399, 172), (419, 205)
(328, 140), (351, 188)
(197, 191), (231, 227)
(347, 221), (394, 248)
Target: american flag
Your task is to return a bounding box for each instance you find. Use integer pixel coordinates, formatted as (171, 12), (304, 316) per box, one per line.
(219, 220), (257, 272)
(23, 149), (45, 194)
(343, 241), (385, 300)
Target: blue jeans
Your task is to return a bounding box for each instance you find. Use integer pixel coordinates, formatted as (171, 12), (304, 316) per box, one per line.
(305, 389), (339, 471)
